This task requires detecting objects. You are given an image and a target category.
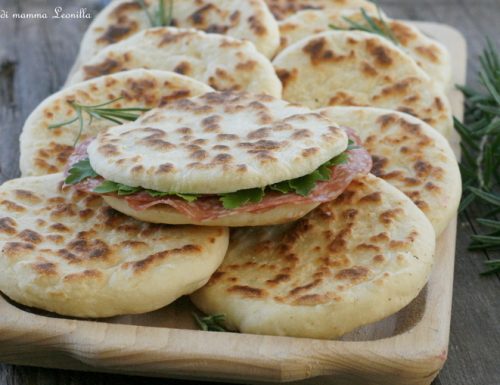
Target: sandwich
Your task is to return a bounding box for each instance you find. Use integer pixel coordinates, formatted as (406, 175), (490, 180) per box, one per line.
(64, 91), (372, 226)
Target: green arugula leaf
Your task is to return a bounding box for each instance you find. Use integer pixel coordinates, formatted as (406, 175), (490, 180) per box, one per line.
(146, 189), (199, 202)
(73, 147), (350, 209)
(345, 138), (360, 151)
(92, 181), (120, 194)
(93, 180), (142, 195)
(176, 193), (199, 202)
(219, 188), (264, 209)
(145, 190), (174, 197)
(289, 169), (330, 196)
(65, 159), (98, 185)
(64, 159), (195, 202)
(317, 165), (332, 179)
(328, 152), (350, 166)
(269, 181), (293, 194)
(268, 152), (349, 197)
(117, 185), (143, 196)
(94, 180), (199, 201)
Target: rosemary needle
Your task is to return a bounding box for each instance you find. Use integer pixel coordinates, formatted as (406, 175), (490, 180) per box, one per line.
(136, 0), (174, 27)
(329, 3), (399, 46)
(192, 312), (227, 332)
(48, 97), (151, 145)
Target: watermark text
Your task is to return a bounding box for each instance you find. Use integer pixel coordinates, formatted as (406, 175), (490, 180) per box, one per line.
(0, 7), (92, 20)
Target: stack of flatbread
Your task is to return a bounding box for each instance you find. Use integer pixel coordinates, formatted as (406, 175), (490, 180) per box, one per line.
(0, 0), (460, 340)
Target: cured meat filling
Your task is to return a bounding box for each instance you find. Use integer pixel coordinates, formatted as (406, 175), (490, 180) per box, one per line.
(65, 129), (372, 221)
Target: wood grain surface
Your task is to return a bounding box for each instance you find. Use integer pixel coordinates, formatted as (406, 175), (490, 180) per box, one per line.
(0, 0), (498, 385)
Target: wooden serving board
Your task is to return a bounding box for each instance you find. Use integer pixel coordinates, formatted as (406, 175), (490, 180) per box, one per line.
(0, 22), (465, 385)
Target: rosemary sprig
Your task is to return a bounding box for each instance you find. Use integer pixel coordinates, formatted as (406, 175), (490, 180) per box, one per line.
(329, 3), (399, 46)
(192, 312), (227, 332)
(456, 38), (500, 274)
(136, 0), (174, 27)
(48, 97), (151, 145)
(481, 259), (500, 275)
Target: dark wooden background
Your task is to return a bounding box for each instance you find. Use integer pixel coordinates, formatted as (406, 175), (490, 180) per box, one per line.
(0, 0), (499, 384)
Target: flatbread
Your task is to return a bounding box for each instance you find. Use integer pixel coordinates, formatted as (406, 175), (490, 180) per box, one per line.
(104, 196), (322, 227)
(20, 69), (213, 177)
(191, 174), (435, 339)
(319, 107), (461, 235)
(95, 132), (370, 227)
(278, 10), (452, 89)
(0, 173), (229, 318)
(272, 30), (453, 137)
(87, 91), (348, 194)
(264, 0), (377, 20)
(73, 0), (279, 71)
(67, 27), (282, 98)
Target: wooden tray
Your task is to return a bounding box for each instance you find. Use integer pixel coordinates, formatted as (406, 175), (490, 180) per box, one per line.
(0, 22), (465, 385)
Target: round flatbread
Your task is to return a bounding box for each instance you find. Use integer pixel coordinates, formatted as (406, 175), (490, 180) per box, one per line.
(272, 30), (453, 137)
(319, 107), (461, 235)
(264, 0), (377, 20)
(87, 92), (348, 194)
(67, 27), (282, 98)
(0, 173), (229, 318)
(74, 0), (279, 70)
(75, 133), (370, 227)
(278, 10), (452, 89)
(20, 69), (213, 177)
(77, 92), (373, 227)
(104, 196), (322, 227)
(191, 174), (435, 339)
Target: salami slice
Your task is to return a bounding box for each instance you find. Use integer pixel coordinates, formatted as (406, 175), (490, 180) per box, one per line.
(66, 130), (372, 221)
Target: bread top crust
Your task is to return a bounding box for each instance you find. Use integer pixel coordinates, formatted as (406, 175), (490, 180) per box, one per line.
(264, 0), (377, 20)
(87, 91), (348, 194)
(0, 173), (229, 317)
(20, 69), (213, 176)
(278, 9), (451, 89)
(69, 27), (282, 98)
(319, 106), (461, 235)
(77, 0), (280, 60)
(191, 174), (435, 338)
(273, 30), (453, 136)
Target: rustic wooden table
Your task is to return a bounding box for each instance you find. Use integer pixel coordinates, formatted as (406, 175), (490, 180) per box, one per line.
(0, 0), (498, 384)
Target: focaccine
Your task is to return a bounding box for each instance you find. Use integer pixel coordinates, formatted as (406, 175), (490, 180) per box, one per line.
(191, 174), (435, 339)
(319, 107), (461, 235)
(67, 27), (282, 98)
(20, 69), (213, 176)
(278, 9), (452, 89)
(73, 0), (279, 71)
(273, 30), (453, 137)
(66, 92), (372, 227)
(264, 0), (377, 20)
(0, 173), (229, 318)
